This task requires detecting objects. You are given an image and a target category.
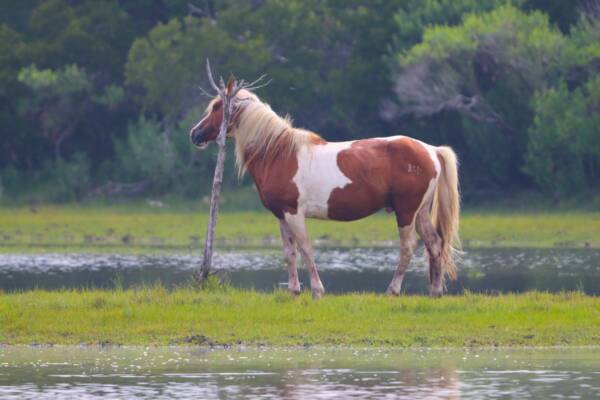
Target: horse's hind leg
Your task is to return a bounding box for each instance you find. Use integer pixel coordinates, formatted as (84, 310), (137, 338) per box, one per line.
(278, 219), (301, 295)
(386, 225), (416, 295)
(415, 207), (444, 297)
(284, 212), (325, 299)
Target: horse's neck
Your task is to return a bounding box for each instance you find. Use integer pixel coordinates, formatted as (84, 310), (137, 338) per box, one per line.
(244, 142), (299, 179)
(243, 133), (314, 189)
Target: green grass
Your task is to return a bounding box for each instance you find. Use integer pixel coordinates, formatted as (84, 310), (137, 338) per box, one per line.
(0, 204), (598, 252)
(1, 287), (599, 346)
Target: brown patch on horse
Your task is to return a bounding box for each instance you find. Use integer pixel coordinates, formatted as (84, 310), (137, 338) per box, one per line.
(328, 137), (436, 226)
(327, 139), (391, 221)
(387, 138), (436, 226)
(244, 135), (300, 219)
(194, 99), (224, 142)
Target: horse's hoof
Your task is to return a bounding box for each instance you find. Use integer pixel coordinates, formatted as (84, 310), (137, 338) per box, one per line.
(288, 288), (301, 296)
(385, 286), (400, 296)
(429, 286), (443, 298)
(312, 288), (325, 299)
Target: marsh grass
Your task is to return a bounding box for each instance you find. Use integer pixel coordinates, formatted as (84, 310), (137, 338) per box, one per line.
(1, 287), (599, 347)
(0, 205), (597, 252)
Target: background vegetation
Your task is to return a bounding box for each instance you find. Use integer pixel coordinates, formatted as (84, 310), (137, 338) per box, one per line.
(1, 0), (598, 204)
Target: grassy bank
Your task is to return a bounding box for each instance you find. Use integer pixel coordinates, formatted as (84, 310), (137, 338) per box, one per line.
(0, 204), (598, 252)
(1, 287), (599, 347)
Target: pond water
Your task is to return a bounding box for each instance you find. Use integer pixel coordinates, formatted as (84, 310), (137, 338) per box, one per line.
(0, 346), (599, 399)
(0, 247), (598, 294)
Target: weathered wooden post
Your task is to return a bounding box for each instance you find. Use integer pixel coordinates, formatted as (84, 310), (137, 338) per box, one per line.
(196, 60), (268, 283)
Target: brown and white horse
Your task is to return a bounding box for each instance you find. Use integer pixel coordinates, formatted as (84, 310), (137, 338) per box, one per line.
(190, 89), (460, 298)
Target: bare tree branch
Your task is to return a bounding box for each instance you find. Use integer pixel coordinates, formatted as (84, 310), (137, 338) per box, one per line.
(188, 3), (207, 17)
(197, 85), (213, 98)
(188, 1), (217, 21)
(384, 59), (513, 133)
(205, 59), (221, 93)
(244, 75), (273, 91)
(582, 0), (600, 20)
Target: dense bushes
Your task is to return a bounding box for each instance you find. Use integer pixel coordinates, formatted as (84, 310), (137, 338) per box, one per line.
(0, 0), (597, 203)
(526, 77), (600, 194)
(114, 117), (176, 184)
(0, 152), (91, 201)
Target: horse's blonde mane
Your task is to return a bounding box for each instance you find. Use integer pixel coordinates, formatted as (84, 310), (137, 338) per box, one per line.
(231, 90), (321, 176)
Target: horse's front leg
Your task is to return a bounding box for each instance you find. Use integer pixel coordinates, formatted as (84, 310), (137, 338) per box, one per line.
(284, 212), (325, 299)
(279, 219), (301, 295)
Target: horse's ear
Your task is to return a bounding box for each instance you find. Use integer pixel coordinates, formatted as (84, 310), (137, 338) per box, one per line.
(226, 75), (236, 94)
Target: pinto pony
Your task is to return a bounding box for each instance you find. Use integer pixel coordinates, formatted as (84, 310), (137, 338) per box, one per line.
(190, 88), (460, 298)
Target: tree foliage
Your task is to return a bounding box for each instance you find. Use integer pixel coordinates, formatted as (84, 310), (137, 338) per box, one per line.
(18, 64), (123, 158)
(526, 76), (600, 194)
(0, 0), (597, 202)
(387, 6), (566, 185)
(125, 15), (269, 119)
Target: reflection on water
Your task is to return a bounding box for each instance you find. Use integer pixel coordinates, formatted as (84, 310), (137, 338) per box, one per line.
(0, 247), (598, 294)
(0, 347), (599, 399)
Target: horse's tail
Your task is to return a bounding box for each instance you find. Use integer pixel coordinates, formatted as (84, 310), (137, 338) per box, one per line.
(431, 146), (461, 280)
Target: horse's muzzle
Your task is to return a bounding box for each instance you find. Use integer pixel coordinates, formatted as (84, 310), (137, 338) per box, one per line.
(190, 127), (209, 149)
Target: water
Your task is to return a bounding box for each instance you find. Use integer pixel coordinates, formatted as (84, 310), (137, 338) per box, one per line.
(0, 248), (598, 294)
(0, 346), (599, 399)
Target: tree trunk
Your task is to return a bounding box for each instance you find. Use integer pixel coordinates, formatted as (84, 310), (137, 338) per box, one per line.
(196, 90), (232, 283)
(196, 140), (227, 282)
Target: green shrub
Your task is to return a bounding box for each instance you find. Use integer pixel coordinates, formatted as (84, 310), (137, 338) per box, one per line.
(525, 76), (600, 195)
(53, 152), (91, 201)
(114, 116), (178, 184)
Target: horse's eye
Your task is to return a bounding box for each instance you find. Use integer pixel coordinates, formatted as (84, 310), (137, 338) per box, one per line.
(213, 103), (221, 111)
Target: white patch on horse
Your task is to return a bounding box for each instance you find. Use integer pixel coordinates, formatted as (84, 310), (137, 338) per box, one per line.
(382, 134), (407, 142)
(293, 142), (353, 219)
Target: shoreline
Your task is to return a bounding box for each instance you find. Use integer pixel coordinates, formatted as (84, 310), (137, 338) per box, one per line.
(3, 343), (600, 351)
(0, 241), (597, 254)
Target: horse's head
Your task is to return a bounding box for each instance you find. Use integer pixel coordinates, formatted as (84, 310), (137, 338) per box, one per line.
(190, 97), (224, 149)
(190, 89), (257, 149)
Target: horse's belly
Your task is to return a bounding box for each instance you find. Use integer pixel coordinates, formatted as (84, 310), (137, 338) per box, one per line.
(325, 188), (387, 221)
(301, 178), (349, 219)
(302, 178), (388, 221)
(305, 196), (383, 221)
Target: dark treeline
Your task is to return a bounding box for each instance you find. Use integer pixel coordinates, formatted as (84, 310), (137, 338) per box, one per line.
(0, 0), (598, 203)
